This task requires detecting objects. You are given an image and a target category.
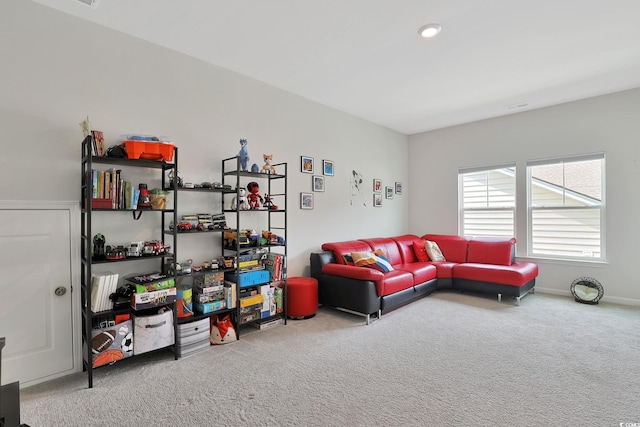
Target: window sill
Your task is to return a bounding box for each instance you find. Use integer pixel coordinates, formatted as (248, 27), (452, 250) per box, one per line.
(516, 256), (608, 267)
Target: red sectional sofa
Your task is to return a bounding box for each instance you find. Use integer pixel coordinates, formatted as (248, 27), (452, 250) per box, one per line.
(309, 234), (538, 324)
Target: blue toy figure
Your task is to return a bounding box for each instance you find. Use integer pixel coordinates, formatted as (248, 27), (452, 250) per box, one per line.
(238, 138), (249, 172)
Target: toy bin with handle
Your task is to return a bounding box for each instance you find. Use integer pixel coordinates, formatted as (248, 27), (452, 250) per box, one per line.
(123, 140), (175, 162)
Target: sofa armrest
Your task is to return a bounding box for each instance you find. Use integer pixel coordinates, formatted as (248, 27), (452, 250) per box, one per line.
(322, 263), (384, 281)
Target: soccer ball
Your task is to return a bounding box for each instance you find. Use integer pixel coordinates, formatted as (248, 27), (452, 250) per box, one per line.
(121, 332), (134, 353)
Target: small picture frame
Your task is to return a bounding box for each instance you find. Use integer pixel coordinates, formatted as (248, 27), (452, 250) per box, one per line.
(373, 193), (382, 207)
(301, 192), (314, 209)
(323, 160), (334, 176)
(385, 186), (393, 199)
(301, 156), (314, 174)
(373, 179), (382, 193)
(395, 182), (403, 195)
(313, 175), (325, 192)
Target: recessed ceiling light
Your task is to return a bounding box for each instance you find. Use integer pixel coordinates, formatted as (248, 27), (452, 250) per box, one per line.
(418, 24), (441, 38)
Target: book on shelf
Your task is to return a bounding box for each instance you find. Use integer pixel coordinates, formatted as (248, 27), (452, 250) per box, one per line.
(90, 271), (119, 312)
(89, 168), (137, 210)
(91, 130), (106, 157)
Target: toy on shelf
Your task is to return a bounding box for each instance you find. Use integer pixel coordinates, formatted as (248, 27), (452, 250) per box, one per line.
(251, 163), (260, 173)
(260, 154), (277, 174)
(246, 181), (263, 209)
(93, 233), (106, 260)
(262, 230), (285, 245)
(231, 188), (249, 210)
(168, 169), (183, 188)
(224, 229), (250, 248)
(263, 194), (278, 210)
(238, 138), (249, 172)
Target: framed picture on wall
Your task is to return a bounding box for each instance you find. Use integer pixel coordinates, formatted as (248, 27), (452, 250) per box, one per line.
(323, 160), (334, 176)
(313, 175), (325, 192)
(301, 192), (314, 209)
(373, 193), (382, 207)
(395, 182), (403, 195)
(301, 156), (314, 174)
(385, 186), (393, 199)
(373, 179), (382, 193)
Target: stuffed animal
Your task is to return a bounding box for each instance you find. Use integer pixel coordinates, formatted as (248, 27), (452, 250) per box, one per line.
(210, 314), (237, 345)
(238, 138), (249, 172)
(260, 154), (277, 174)
(246, 181), (264, 209)
(231, 188), (249, 210)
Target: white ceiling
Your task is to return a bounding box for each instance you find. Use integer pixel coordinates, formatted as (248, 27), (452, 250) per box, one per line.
(32, 0), (640, 135)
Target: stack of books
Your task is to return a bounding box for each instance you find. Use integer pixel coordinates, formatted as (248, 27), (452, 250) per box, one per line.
(90, 271), (119, 313)
(90, 168), (141, 210)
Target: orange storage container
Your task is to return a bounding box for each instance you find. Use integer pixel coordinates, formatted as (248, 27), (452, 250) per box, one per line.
(123, 140), (175, 162)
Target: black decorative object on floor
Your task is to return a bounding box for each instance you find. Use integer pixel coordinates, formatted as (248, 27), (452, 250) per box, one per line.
(570, 276), (603, 304)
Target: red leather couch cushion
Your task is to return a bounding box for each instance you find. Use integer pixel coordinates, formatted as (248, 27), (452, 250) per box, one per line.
(321, 263), (414, 296)
(394, 263), (437, 284)
(453, 262), (538, 286)
(322, 240), (372, 265)
(467, 237), (515, 266)
(421, 234), (469, 263)
(376, 270), (415, 296)
(388, 234), (422, 263)
(359, 237), (403, 266)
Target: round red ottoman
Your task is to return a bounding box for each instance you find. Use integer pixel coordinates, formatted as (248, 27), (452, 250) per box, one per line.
(287, 277), (318, 319)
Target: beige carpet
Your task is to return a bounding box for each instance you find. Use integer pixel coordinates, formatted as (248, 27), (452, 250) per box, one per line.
(19, 291), (640, 426)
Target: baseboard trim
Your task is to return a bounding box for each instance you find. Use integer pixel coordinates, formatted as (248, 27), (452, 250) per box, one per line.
(535, 287), (640, 307)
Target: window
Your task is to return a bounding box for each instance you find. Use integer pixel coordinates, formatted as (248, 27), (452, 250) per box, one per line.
(527, 153), (605, 260)
(459, 165), (515, 238)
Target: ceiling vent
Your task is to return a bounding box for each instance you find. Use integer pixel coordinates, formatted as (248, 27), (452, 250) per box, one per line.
(76, 0), (100, 8)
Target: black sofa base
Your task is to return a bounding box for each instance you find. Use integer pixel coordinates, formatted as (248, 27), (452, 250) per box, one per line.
(453, 278), (536, 305)
(381, 279), (438, 314)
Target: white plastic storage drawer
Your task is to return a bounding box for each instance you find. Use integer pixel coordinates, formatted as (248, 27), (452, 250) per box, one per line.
(176, 318), (210, 357)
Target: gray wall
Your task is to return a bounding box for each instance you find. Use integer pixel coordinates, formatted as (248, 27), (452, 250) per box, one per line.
(409, 88), (640, 305)
(0, 0), (409, 279)
(3, 0), (639, 305)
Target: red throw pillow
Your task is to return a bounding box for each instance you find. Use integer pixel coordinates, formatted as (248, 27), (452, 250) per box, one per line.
(413, 240), (430, 262)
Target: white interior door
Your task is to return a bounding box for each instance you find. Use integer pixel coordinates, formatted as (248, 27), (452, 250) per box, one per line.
(0, 207), (75, 386)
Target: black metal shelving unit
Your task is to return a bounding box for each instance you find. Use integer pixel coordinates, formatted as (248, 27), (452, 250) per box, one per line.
(162, 185), (238, 325)
(80, 136), (178, 388)
(221, 156), (288, 337)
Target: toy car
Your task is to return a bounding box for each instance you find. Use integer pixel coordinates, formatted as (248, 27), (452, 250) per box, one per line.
(143, 240), (168, 256)
(177, 222), (192, 232)
(105, 245), (126, 260)
(127, 241), (145, 257)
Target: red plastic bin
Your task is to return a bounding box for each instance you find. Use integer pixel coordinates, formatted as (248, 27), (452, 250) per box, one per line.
(123, 140), (175, 162)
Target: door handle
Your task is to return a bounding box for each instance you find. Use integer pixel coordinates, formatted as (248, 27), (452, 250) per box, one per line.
(54, 286), (67, 296)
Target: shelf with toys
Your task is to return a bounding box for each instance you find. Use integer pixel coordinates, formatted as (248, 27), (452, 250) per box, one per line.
(161, 175), (240, 330)
(80, 134), (179, 388)
(221, 153), (288, 338)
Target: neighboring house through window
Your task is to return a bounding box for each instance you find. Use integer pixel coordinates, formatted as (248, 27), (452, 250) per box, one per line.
(527, 153), (605, 261)
(459, 164), (516, 238)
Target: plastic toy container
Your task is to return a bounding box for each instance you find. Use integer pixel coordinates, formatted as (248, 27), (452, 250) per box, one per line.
(123, 140), (175, 161)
